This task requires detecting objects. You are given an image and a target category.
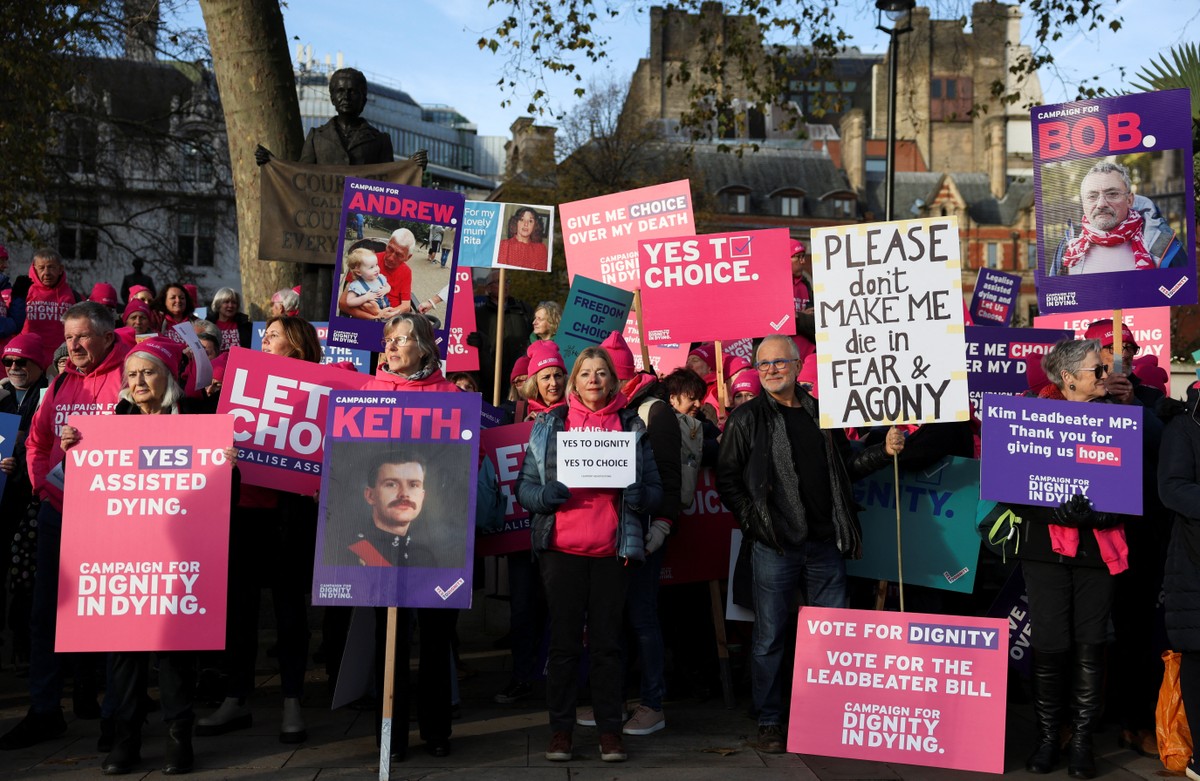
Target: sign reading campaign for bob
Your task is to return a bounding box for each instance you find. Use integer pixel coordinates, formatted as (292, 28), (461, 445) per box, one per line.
(313, 390), (480, 609)
(788, 607), (1007, 773)
(217, 347), (370, 495)
(638, 228), (795, 345)
(1033, 89), (1196, 313)
(980, 394), (1143, 515)
(561, 181), (695, 374)
(458, 200), (555, 272)
(556, 276), (634, 369)
(57, 415), (235, 652)
(813, 217), (970, 429)
(476, 421), (535, 557)
(968, 268), (1020, 327)
(326, 177), (465, 356)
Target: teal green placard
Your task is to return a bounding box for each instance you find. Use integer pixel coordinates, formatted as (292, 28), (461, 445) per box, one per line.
(556, 275), (635, 368)
(845, 455), (982, 593)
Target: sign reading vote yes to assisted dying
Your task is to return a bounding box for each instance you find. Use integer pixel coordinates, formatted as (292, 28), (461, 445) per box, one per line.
(813, 217), (969, 428)
(556, 432), (635, 488)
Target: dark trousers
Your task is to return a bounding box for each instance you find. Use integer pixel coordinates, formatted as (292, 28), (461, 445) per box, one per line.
(221, 506), (312, 698)
(505, 551), (546, 683)
(109, 652), (196, 723)
(1180, 651), (1200, 736)
(374, 606), (455, 747)
(539, 550), (630, 734)
(1022, 560), (1114, 653)
(1109, 552), (1166, 731)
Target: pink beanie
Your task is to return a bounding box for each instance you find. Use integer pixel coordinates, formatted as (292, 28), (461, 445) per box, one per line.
(600, 331), (637, 379)
(2, 332), (47, 369)
(527, 340), (565, 375)
(689, 343), (716, 368)
(725, 355), (750, 381)
(509, 355), (531, 384)
(129, 336), (184, 381)
(90, 282), (119, 307)
(731, 371), (761, 396)
(123, 298), (151, 322)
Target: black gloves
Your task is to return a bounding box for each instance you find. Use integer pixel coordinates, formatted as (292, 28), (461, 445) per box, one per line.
(543, 480), (571, 508)
(1053, 495), (1119, 529)
(10, 275), (31, 300)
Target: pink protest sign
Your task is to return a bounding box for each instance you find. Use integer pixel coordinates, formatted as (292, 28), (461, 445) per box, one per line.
(217, 347), (370, 494)
(660, 468), (738, 584)
(446, 269), (479, 372)
(476, 422), (535, 557)
(1034, 306), (1171, 364)
(56, 415), (235, 652)
(788, 606), (1008, 773)
(639, 228), (796, 344)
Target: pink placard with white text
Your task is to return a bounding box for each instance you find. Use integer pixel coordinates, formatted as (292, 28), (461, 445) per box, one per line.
(447, 269), (480, 372)
(788, 606), (1007, 773)
(639, 228), (796, 344)
(57, 415), (235, 652)
(1034, 306), (1171, 364)
(475, 421), (535, 557)
(217, 347), (370, 494)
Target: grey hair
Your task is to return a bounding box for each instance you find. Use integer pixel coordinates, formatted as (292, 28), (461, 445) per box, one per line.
(63, 301), (116, 335)
(119, 351), (184, 412)
(388, 228), (416, 251)
(1083, 161), (1132, 192)
(755, 334), (800, 363)
(272, 288), (300, 313)
(383, 313), (441, 376)
(210, 287), (239, 311)
(192, 318), (220, 342)
(1042, 338), (1102, 390)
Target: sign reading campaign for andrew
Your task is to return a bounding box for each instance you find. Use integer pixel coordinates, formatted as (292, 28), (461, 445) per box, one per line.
(980, 394), (1143, 514)
(813, 217), (969, 429)
(1033, 89), (1196, 312)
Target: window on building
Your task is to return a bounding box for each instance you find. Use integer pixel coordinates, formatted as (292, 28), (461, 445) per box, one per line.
(178, 211), (215, 267)
(831, 198), (856, 219)
(780, 196), (802, 217)
(182, 138), (214, 183)
(930, 77), (973, 122)
(58, 202), (99, 261)
(62, 118), (98, 175)
(986, 242), (999, 269)
(719, 188), (750, 214)
(1027, 242), (1037, 270)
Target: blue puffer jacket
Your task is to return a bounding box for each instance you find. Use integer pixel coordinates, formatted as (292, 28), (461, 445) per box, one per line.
(516, 403), (662, 562)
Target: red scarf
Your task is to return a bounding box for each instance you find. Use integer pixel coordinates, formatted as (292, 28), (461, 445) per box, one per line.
(1061, 210), (1155, 270)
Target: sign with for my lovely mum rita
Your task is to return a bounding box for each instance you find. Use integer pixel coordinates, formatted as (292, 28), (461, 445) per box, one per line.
(813, 217), (970, 428)
(980, 394), (1143, 514)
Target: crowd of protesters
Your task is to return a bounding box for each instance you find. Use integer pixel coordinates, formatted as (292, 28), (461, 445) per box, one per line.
(0, 240), (1189, 779)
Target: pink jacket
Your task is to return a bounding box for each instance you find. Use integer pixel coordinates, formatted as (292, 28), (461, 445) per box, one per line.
(364, 367), (459, 393)
(551, 392), (625, 557)
(27, 340), (131, 511)
(1047, 525), (1129, 575)
(22, 262), (76, 351)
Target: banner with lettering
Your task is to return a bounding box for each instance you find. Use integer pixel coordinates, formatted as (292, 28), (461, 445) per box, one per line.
(312, 390), (479, 608)
(475, 422), (535, 557)
(258, 158), (422, 265)
(216, 347), (370, 494)
(845, 457), (982, 593)
(326, 177), (465, 356)
(560, 181), (695, 374)
(556, 276), (634, 369)
(788, 606), (1008, 773)
(980, 394), (1143, 514)
(251, 321), (373, 373)
(1033, 89), (1196, 312)
(968, 268), (1020, 327)
(56, 415), (235, 652)
(639, 228), (796, 344)
(965, 326), (1071, 417)
(1034, 306), (1171, 367)
(812, 217), (970, 429)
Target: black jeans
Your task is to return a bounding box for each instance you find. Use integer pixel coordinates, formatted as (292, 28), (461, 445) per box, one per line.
(109, 652), (196, 723)
(505, 551), (546, 684)
(539, 550), (630, 734)
(1021, 560), (1114, 653)
(374, 606), (455, 747)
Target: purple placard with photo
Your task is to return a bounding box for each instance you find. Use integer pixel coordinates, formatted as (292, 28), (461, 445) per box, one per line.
(980, 394), (1142, 514)
(1033, 89), (1196, 313)
(969, 268), (1020, 327)
(326, 178), (465, 356)
(312, 390), (480, 609)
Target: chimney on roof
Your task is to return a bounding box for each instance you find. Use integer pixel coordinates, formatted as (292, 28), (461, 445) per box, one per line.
(839, 109), (866, 196)
(123, 0), (159, 62)
(985, 116), (1007, 199)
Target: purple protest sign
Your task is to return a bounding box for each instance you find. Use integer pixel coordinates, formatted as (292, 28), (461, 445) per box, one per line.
(1033, 89), (1196, 312)
(980, 394), (1142, 514)
(966, 327), (1071, 395)
(969, 268), (1020, 327)
(312, 390), (480, 609)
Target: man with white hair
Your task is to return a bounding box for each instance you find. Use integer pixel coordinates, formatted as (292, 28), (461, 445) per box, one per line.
(376, 228), (416, 315)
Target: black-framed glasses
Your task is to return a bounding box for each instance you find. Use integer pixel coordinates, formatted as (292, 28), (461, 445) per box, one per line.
(755, 358), (799, 373)
(2, 358), (27, 368)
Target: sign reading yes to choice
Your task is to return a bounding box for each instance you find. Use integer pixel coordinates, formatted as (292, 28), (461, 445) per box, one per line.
(556, 432), (635, 488)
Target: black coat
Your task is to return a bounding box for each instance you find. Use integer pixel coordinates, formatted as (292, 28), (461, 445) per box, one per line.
(1158, 388), (1200, 651)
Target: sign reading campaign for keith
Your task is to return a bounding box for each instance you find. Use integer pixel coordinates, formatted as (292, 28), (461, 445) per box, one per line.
(638, 228), (794, 345)
(1033, 89), (1196, 312)
(980, 394), (1143, 514)
(813, 217), (970, 429)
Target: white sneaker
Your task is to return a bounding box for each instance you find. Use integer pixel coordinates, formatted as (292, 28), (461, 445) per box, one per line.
(622, 705), (665, 735)
(195, 697), (251, 736)
(279, 697), (307, 744)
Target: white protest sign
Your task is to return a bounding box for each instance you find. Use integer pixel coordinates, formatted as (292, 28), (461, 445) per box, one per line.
(813, 217), (970, 429)
(556, 431), (636, 488)
(172, 322), (213, 389)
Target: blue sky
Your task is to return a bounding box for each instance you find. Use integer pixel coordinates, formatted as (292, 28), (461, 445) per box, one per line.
(178, 1), (1196, 138)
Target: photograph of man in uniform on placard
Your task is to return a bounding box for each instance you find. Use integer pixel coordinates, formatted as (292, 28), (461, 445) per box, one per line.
(320, 440), (471, 570)
(1041, 155), (1186, 276)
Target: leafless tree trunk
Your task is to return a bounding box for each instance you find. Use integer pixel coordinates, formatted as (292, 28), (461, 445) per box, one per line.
(199, 0), (301, 318)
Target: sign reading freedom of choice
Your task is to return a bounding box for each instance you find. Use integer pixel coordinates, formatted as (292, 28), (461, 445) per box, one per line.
(980, 394), (1144, 515)
(560, 181), (695, 374)
(555, 276), (634, 369)
(56, 415), (235, 652)
(788, 607), (1008, 773)
(812, 217), (970, 428)
(638, 228), (795, 344)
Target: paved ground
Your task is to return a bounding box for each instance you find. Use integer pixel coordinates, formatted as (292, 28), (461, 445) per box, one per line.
(0, 592), (1180, 779)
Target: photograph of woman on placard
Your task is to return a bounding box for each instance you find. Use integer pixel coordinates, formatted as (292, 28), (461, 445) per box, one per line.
(496, 205), (553, 272)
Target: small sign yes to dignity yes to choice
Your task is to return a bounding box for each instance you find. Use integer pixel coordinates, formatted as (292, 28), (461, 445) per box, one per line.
(557, 432), (636, 488)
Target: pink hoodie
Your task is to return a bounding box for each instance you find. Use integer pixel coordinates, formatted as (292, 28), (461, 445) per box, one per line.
(552, 391), (627, 556)
(22, 261), (76, 351)
(365, 367), (458, 393)
(1047, 526), (1129, 575)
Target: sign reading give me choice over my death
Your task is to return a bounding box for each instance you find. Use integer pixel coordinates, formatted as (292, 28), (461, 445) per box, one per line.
(813, 217), (970, 429)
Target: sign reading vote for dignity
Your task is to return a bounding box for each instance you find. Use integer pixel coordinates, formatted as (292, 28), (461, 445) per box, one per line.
(638, 228), (795, 344)
(57, 415), (235, 652)
(813, 217), (970, 429)
(788, 607), (1008, 773)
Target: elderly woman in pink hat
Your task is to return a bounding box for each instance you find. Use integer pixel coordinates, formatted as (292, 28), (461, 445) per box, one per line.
(60, 336), (236, 775)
